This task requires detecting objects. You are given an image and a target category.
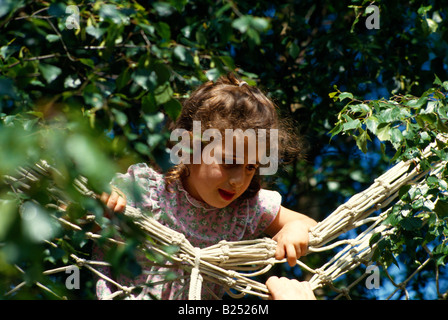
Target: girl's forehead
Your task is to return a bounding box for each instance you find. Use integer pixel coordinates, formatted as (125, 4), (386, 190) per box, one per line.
(197, 126), (272, 165)
(219, 139), (260, 164)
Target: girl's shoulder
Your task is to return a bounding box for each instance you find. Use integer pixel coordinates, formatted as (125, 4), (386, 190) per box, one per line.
(229, 188), (282, 215)
(126, 162), (163, 181)
(112, 162), (165, 192)
(112, 163), (167, 209)
(251, 188), (282, 204)
(243, 188), (282, 216)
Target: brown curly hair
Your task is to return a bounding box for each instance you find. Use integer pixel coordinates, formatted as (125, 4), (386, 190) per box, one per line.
(165, 73), (303, 199)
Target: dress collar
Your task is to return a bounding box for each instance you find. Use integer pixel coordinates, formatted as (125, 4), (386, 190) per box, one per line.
(175, 179), (218, 211)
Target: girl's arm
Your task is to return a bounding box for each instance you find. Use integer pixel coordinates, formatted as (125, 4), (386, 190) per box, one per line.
(264, 206), (318, 266)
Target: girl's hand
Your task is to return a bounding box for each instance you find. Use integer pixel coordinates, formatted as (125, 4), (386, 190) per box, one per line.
(100, 187), (127, 214)
(272, 220), (309, 267)
(266, 276), (316, 300)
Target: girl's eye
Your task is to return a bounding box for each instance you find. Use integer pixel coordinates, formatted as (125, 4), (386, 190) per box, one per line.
(221, 163), (237, 169)
(246, 164), (258, 171)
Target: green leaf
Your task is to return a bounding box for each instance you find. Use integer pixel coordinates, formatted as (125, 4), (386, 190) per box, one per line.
(434, 74), (443, 86)
(342, 118), (361, 131)
(365, 116), (379, 134)
(144, 112), (165, 131)
(355, 129), (370, 153)
(205, 68), (221, 81)
(288, 42), (300, 59)
(65, 202), (86, 221)
(173, 45), (192, 63)
(0, 0), (22, 19)
(384, 211), (402, 227)
(218, 55), (235, 70)
(328, 91), (338, 100)
(65, 134), (116, 191)
(401, 217), (423, 231)
(147, 133), (164, 150)
(154, 82), (173, 105)
(350, 103), (371, 115)
(406, 96), (428, 109)
(116, 68), (131, 91)
(232, 16), (252, 33)
(48, 2), (66, 17)
(251, 17), (269, 32)
(398, 185), (411, 199)
(155, 22), (171, 41)
(169, 0), (188, 12)
(111, 108), (128, 126)
(99, 4), (127, 24)
(45, 34), (60, 43)
(163, 98), (181, 121)
(132, 69), (157, 91)
(442, 81), (448, 91)
(369, 232), (381, 247)
(153, 1), (175, 17)
(418, 5), (432, 16)
(390, 127), (404, 148)
(338, 92), (354, 101)
(329, 123), (343, 137)
(0, 200), (18, 241)
(135, 142), (151, 155)
(21, 201), (60, 243)
(38, 63), (62, 84)
(86, 26), (107, 39)
(380, 107), (401, 123)
(80, 58), (95, 68)
(434, 198), (448, 219)
(142, 93), (157, 113)
(64, 75), (81, 89)
(153, 62), (171, 84)
(376, 123), (391, 142)
(417, 113), (437, 127)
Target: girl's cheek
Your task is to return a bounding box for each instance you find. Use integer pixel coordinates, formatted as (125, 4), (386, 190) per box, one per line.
(200, 164), (226, 180)
(211, 166), (227, 180)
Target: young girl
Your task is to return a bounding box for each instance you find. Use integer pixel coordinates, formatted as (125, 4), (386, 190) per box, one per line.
(96, 73), (317, 299)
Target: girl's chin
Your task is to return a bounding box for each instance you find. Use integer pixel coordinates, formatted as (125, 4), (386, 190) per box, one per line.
(205, 197), (233, 209)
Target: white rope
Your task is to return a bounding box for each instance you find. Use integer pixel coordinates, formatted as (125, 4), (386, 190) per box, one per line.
(4, 134), (447, 299)
(188, 247), (203, 300)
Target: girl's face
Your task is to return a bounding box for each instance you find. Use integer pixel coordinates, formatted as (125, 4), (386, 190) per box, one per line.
(183, 138), (258, 208)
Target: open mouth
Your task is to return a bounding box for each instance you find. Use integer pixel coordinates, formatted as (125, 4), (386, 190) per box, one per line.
(218, 189), (236, 201)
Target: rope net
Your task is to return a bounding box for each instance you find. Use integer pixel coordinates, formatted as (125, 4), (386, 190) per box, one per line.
(3, 138), (447, 300)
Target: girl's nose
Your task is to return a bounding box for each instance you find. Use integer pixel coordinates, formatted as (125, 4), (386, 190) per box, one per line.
(228, 167), (245, 188)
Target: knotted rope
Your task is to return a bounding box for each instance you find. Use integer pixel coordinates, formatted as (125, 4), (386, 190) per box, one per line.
(188, 247), (203, 300)
(3, 134), (446, 299)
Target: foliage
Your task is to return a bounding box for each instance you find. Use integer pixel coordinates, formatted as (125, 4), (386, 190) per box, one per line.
(1, 0), (447, 299)
(330, 78), (448, 298)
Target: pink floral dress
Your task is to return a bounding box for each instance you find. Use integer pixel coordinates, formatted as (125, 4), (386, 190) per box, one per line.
(94, 163), (281, 299)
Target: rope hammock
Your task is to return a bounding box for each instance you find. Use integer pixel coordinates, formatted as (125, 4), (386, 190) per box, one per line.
(3, 136), (447, 300)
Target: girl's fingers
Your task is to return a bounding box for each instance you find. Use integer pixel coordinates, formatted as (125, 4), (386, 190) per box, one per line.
(115, 195), (127, 212)
(274, 243), (285, 260)
(286, 244), (298, 266)
(100, 191), (126, 212)
(100, 192), (109, 204)
(106, 191), (119, 210)
(300, 242), (308, 258)
(274, 238), (301, 266)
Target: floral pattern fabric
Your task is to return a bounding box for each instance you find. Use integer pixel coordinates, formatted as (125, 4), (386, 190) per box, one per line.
(94, 163), (281, 299)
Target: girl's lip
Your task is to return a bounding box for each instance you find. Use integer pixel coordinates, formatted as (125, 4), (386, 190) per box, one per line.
(218, 189), (236, 201)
